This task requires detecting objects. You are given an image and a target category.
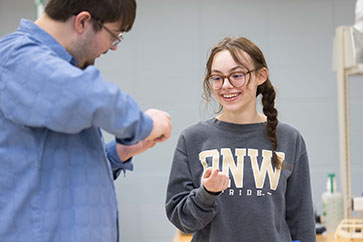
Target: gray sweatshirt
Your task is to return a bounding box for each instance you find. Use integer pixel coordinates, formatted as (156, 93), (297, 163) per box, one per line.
(165, 118), (316, 242)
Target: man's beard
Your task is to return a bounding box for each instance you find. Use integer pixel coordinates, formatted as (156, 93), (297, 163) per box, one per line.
(80, 59), (95, 70)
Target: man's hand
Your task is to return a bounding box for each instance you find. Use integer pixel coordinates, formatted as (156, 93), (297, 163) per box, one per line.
(116, 139), (157, 162)
(202, 167), (229, 193)
(145, 108), (172, 142)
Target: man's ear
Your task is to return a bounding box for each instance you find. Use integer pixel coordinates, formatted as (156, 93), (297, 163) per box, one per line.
(74, 11), (92, 34)
(257, 67), (268, 85)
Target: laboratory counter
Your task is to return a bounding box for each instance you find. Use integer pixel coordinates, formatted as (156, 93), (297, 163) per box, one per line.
(172, 230), (328, 242)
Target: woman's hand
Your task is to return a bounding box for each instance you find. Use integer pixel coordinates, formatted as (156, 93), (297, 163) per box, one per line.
(202, 167), (229, 193)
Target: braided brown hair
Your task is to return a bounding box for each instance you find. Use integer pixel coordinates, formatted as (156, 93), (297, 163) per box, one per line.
(202, 37), (281, 169)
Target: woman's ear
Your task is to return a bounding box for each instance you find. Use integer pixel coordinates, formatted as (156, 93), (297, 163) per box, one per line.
(257, 67), (268, 85)
(74, 11), (92, 34)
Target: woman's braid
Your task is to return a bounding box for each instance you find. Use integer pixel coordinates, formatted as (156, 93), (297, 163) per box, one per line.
(257, 79), (281, 169)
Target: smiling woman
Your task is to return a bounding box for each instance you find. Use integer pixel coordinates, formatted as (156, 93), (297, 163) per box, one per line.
(165, 36), (316, 242)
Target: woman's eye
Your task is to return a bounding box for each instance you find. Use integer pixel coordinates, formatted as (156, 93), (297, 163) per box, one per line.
(212, 76), (222, 81)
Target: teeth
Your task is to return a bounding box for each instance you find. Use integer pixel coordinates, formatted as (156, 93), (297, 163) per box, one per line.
(223, 94), (238, 98)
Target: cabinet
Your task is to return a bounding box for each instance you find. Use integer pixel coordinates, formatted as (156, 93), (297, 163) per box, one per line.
(333, 26), (363, 219)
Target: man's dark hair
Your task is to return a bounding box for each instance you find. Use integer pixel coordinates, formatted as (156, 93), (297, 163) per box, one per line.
(45, 0), (136, 32)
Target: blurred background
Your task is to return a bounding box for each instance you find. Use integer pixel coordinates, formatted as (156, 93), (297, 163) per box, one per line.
(1, 0), (361, 241)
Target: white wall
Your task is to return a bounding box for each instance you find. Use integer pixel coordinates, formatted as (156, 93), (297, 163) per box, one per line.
(1, 0), (361, 241)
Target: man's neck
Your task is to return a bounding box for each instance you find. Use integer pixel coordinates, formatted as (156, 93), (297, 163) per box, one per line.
(35, 14), (74, 51)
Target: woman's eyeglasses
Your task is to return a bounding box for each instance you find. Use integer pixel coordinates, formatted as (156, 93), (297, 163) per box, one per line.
(208, 69), (257, 90)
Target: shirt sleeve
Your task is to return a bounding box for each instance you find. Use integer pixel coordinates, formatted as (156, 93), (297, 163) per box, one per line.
(105, 138), (133, 179)
(165, 134), (220, 233)
(285, 149), (316, 242)
(0, 42), (152, 145)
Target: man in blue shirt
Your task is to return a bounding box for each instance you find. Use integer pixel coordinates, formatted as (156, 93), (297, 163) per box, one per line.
(0, 0), (172, 241)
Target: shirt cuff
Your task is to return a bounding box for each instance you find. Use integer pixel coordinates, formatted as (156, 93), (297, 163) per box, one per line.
(105, 139), (134, 179)
(116, 113), (153, 145)
(196, 185), (220, 207)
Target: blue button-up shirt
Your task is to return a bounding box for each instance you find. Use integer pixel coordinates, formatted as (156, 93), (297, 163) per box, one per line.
(0, 19), (153, 242)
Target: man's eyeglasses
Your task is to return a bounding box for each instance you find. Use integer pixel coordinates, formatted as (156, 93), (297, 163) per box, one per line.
(93, 19), (123, 49)
(208, 69), (257, 90)
(73, 13), (124, 49)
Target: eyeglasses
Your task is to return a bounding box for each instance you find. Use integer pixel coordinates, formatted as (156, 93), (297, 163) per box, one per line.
(208, 69), (257, 90)
(73, 13), (124, 49)
(93, 19), (124, 49)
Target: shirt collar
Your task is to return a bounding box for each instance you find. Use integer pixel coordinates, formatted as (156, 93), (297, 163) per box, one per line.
(17, 19), (77, 66)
